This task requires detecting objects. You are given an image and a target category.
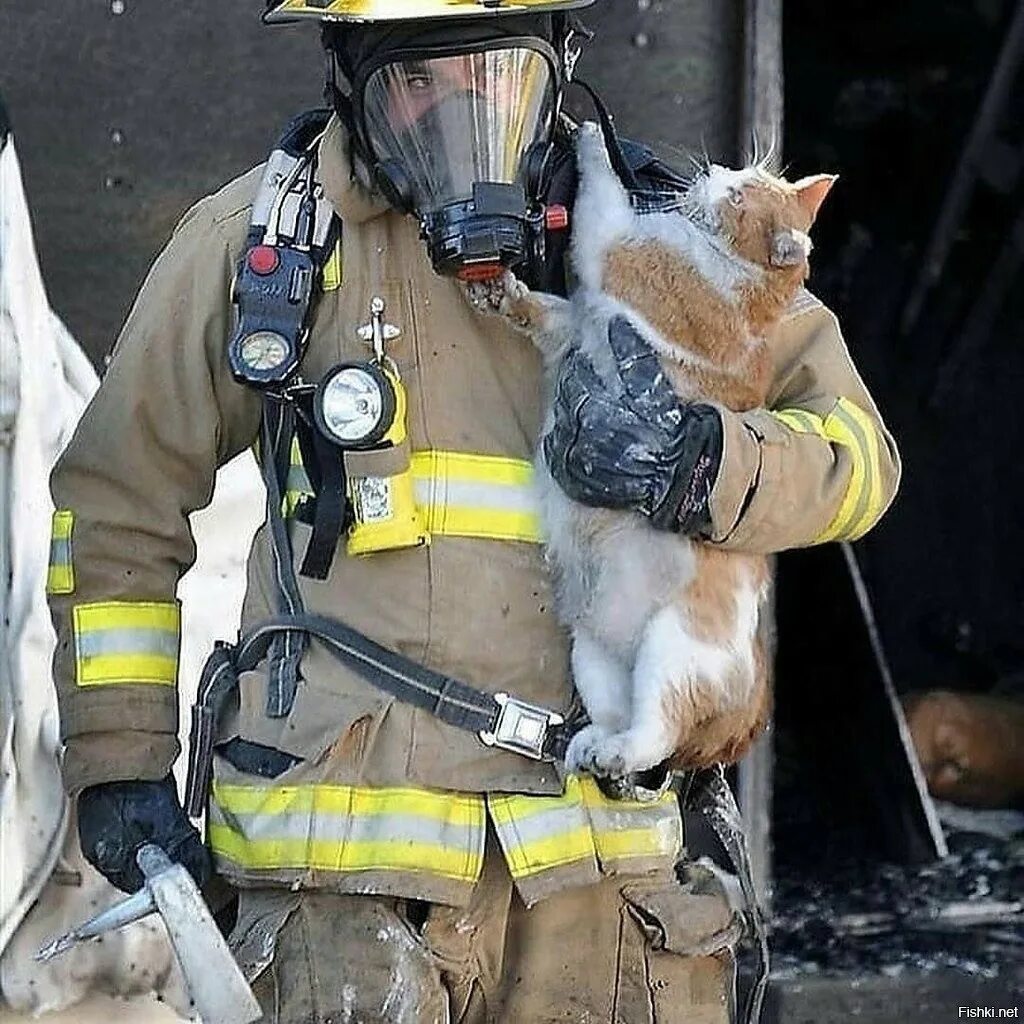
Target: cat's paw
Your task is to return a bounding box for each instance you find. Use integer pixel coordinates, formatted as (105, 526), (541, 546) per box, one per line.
(463, 276), (506, 314)
(464, 270), (530, 319)
(565, 724), (611, 773)
(586, 730), (665, 778)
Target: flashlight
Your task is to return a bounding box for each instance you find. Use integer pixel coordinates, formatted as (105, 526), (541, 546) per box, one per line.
(313, 362), (396, 449)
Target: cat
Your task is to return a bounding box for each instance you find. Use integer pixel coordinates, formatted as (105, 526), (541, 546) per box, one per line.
(469, 122), (835, 777)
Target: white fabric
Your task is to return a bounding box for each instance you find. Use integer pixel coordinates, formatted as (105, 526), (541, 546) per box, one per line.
(0, 131), (263, 1017)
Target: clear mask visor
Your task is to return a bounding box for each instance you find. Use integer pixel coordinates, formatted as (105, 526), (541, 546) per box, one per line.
(362, 47), (556, 213)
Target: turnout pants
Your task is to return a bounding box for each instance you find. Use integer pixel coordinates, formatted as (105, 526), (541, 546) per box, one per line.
(233, 829), (740, 1024)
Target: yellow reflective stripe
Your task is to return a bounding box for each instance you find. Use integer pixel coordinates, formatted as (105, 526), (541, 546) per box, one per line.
(411, 451), (542, 544)
(214, 782), (481, 823)
(72, 601), (180, 687)
(419, 505), (541, 544)
(284, 446), (543, 542)
(412, 451), (534, 489)
(488, 775), (681, 880)
(580, 776), (682, 865)
(498, 825), (597, 879)
(489, 780), (596, 878)
(837, 399), (885, 540)
(815, 398), (886, 543)
(210, 775), (680, 886)
(322, 240), (342, 292)
(46, 510), (75, 595)
(210, 782), (485, 881)
(209, 828), (482, 878)
(771, 408), (828, 439)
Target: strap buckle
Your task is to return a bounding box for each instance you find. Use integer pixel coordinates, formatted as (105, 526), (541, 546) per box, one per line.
(480, 693), (564, 762)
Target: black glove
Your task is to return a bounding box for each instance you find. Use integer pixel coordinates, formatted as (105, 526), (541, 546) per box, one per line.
(77, 775), (212, 895)
(542, 315), (724, 533)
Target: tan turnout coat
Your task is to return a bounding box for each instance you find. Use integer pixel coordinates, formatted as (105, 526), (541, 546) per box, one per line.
(48, 117), (899, 905)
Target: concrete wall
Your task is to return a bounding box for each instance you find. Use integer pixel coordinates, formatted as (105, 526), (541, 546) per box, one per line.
(0, 0), (745, 363)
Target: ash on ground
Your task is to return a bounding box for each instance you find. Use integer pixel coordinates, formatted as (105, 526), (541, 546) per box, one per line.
(769, 825), (1024, 980)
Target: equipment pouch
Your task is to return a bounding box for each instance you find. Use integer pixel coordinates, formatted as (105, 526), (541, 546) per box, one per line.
(345, 435), (429, 556)
(617, 872), (743, 1024)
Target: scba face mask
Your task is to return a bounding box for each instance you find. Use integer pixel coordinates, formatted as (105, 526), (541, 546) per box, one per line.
(357, 42), (566, 283)
(366, 44), (569, 282)
(362, 44), (554, 205)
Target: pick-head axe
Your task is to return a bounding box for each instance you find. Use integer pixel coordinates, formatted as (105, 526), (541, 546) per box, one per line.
(37, 844), (262, 1024)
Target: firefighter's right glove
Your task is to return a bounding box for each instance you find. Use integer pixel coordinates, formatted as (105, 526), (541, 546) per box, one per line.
(77, 775), (212, 895)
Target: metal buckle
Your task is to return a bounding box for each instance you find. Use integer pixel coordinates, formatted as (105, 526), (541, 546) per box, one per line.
(479, 693), (564, 762)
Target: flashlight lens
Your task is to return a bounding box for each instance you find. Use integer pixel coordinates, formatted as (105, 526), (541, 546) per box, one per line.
(320, 367), (386, 444)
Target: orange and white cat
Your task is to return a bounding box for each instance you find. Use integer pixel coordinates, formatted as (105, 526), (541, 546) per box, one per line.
(472, 122), (835, 776)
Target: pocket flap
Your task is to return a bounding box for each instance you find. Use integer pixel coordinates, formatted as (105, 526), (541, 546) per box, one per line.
(621, 878), (743, 957)
(278, 676), (388, 765)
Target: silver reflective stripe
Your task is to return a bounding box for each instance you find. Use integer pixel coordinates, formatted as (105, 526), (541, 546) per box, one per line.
(76, 628), (180, 660)
(213, 806), (484, 851)
(587, 798), (681, 834)
(413, 477), (538, 515)
(492, 803), (587, 850)
(49, 537), (72, 567)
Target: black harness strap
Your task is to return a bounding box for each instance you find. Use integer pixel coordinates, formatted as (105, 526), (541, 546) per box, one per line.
(299, 425), (349, 581)
(232, 612), (576, 762)
(569, 79), (640, 191)
(259, 401), (308, 718)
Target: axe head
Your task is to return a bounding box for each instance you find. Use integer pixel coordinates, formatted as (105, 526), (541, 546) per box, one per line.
(141, 847), (262, 1024)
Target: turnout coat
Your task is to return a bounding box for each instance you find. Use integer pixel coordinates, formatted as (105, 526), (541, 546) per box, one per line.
(47, 116), (899, 906)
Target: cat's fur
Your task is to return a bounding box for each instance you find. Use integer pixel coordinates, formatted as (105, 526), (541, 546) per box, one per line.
(471, 122), (835, 776)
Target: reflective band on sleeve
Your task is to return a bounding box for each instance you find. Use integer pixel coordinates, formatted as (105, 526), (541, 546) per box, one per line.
(284, 446), (543, 544)
(814, 398), (885, 542)
(770, 408), (827, 439)
(72, 601), (180, 687)
(772, 401), (886, 543)
(411, 451), (542, 544)
(210, 782), (486, 882)
(46, 510), (75, 595)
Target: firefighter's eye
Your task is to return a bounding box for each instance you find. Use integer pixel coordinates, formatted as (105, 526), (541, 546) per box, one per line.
(407, 72), (434, 92)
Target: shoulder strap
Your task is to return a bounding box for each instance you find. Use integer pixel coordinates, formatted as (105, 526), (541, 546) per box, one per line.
(247, 108), (339, 261)
(568, 80), (640, 191)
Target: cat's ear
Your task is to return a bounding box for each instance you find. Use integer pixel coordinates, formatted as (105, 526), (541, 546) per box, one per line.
(793, 174), (838, 222)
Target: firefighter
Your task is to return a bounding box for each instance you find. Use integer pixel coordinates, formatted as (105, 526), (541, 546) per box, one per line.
(47, 2), (900, 1021)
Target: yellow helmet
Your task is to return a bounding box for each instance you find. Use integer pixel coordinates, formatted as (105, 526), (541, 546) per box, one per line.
(263, 0), (595, 24)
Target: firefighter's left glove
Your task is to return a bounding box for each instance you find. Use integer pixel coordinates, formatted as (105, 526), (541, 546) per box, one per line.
(542, 315), (724, 534)
(77, 775), (212, 895)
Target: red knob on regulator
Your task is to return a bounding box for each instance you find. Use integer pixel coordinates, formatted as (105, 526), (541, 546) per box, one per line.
(248, 245), (280, 276)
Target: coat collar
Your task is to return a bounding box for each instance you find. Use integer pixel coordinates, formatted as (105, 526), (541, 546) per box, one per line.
(317, 115), (392, 226)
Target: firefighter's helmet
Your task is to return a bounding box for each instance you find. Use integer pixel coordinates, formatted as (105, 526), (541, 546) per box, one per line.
(263, 0), (594, 24)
